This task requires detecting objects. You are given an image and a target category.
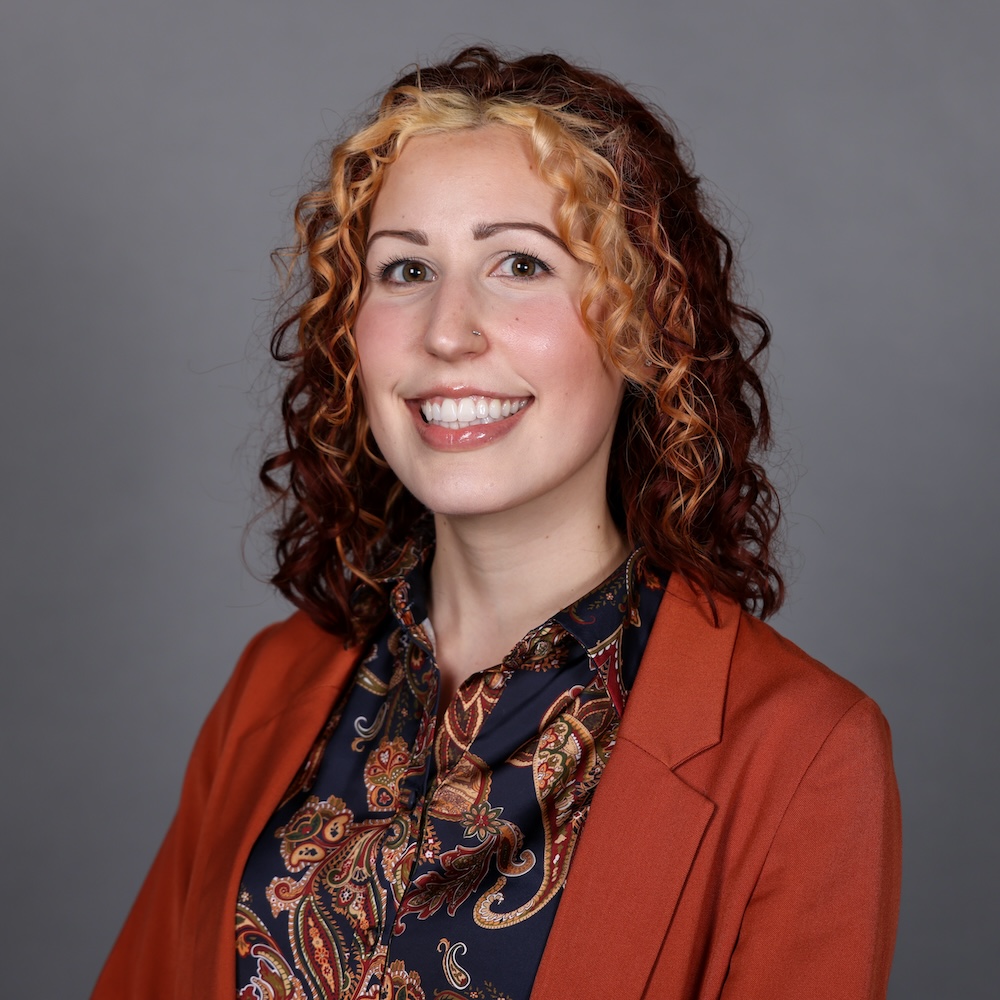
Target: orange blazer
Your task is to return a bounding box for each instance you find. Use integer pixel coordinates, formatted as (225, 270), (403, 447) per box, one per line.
(92, 575), (901, 999)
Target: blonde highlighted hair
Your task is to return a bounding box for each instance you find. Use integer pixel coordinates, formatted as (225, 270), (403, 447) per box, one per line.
(262, 46), (782, 638)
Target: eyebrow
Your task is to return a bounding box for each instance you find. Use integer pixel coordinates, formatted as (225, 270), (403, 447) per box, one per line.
(365, 228), (428, 251)
(365, 221), (569, 254)
(472, 221), (569, 252)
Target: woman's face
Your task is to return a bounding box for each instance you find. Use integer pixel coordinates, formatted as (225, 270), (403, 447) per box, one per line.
(354, 125), (624, 523)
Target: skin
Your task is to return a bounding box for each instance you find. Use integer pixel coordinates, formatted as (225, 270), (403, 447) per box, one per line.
(355, 125), (628, 704)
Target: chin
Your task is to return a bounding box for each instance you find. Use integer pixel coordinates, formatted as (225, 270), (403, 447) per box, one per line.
(404, 482), (522, 520)
(419, 497), (515, 520)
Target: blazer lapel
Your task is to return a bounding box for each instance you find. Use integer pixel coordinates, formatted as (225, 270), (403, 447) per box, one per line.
(532, 577), (739, 1000)
(182, 634), (362, 999)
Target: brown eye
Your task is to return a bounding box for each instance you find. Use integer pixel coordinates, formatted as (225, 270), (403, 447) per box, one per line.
(500, 253), (549, 278)
(401, 262), (428, 282)
(381, 259), (433, 283)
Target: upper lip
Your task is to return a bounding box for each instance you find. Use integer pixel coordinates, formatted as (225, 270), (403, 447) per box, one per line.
(406, 385), (532, 401)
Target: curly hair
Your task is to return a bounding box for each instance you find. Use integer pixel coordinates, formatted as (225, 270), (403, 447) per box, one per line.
(261, 45), (784, 640)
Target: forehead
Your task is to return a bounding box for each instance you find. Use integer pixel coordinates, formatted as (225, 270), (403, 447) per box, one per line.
(369, 125), (562, 226)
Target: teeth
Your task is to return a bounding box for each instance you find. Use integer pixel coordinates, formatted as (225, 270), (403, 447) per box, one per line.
(419, 395), (528, 429)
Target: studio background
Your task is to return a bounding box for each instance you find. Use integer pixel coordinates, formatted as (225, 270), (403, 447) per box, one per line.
(1, 2), (996, 997)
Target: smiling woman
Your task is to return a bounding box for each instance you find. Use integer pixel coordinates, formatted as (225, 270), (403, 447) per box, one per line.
(356, 126), (629, 684)
(92, 46), (901, 1000)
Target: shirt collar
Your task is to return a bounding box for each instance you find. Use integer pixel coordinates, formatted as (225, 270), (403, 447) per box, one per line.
(383, 531), (651, 683)
(551, 548), (646, 654)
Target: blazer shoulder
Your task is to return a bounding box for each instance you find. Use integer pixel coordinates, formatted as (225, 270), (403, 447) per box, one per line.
(714, 611), (895, 811)
(623, 576), (887, 770)
(730, 612), (874, 727)
(213, 610), (360, 740)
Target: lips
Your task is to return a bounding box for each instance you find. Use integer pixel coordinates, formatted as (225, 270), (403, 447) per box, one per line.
(418, 394), (531, 429)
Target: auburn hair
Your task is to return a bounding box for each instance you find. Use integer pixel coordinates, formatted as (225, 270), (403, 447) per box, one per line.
(261, 46), (784, 640)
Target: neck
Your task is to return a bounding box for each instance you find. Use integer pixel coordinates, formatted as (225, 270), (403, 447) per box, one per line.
(426, 499), (628, 697)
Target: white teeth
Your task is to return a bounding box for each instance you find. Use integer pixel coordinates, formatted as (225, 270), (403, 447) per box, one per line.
(419, 395), (528, 429)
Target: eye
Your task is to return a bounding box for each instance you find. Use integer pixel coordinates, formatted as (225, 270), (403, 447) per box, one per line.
(379, 259), (435, 283)
(497, 253), (551, 279)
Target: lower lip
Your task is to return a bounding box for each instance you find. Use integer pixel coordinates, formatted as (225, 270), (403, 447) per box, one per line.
(408, 400), (531, 450)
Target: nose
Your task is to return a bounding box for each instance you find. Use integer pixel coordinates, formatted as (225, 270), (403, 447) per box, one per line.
(422, 276), (488, 361)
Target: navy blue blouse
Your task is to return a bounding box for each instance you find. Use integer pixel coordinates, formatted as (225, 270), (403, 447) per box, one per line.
(236, 539), (665, 1000)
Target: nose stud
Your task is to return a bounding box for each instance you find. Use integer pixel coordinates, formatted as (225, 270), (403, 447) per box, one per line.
(471, 329), (483, 337)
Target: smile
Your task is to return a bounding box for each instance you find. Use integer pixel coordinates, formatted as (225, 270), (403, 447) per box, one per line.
(419, 395), (531, 429)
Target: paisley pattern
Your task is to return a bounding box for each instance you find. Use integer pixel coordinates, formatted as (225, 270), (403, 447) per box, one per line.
(237, 538), (665, 1000)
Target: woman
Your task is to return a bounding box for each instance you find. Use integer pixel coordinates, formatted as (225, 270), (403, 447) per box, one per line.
(93, 47), (901, 1000)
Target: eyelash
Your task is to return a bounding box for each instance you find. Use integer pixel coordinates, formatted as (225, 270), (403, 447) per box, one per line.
(499, 249), (554, 278)
(372, 249), (554, 284)
(375, 256), (431, 283)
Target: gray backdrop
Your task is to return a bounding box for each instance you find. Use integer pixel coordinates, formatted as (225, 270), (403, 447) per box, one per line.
(2, 1), (996, 997)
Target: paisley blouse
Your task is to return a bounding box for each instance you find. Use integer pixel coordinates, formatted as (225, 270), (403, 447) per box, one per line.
(235, 540), (666, 1000)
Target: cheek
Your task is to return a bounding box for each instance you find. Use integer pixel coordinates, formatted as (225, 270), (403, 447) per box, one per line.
(526, 308), (620, 398)
(530, 311), (625, 440)
(353, 303), (376, 371)
(354, 305), (396, 396)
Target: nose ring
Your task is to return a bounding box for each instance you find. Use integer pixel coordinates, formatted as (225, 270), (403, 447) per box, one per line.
(471, 329), (483, 337)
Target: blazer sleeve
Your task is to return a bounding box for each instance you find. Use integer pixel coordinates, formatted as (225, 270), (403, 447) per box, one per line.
(721, 696), (902, 1000)
(90, 622), (285, 999)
